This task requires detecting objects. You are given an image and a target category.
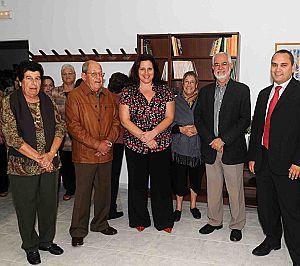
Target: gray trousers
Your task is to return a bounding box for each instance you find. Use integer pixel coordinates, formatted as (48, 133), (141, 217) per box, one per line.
(9, 171), (58, 252)
(205, 152), (246, 230)
(69, 162), (112, 238)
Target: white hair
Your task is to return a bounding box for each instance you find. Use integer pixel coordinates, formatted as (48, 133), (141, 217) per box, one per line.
(212, 52), (232, 65)
(61, 64), (75, 75)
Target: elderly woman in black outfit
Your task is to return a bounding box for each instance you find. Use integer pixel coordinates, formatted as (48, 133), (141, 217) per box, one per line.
(119, 54), (175, 233)
(172, 71), (205, 222)
(0, 61), (65, 265)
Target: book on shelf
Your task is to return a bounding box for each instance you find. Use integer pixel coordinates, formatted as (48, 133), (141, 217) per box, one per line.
(172, 60), (197, 79)
(230, 35), (238, 57)
(161, 60), (197, 81)
(140, 39), (144, 54)
(171, 36), (183, 56)
(209, 35), (238, 57)
(142, 40), (153, 55)
(176, 38), (183, 55)
(171, 36), (179, 56)
(161, 62), (168, 81)
(230, 60), (237, 80)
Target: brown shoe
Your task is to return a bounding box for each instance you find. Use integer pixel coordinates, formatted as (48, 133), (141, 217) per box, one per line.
(100, 226), (118, 235)
(63, 194), (72, 201)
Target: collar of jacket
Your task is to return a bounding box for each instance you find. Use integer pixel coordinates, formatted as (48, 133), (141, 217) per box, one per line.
(81, 81), (108, 97)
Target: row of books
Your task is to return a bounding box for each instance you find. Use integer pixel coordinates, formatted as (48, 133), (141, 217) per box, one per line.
(161, 60), (197, 81)
(140, 39), (153, 55)
(171, 36), (183, 56)
(141, 36), (238, 58)
(209, 35), (238, 57)
(230, 60), (237, 80)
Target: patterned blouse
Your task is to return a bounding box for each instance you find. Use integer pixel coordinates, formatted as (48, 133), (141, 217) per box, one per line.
(49, 85), (72, 151)
(120, 84), (174, 154)
(1, 95), (65, 176)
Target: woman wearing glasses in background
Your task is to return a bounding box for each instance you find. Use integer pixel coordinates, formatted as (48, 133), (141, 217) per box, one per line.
(119, 54), (175, 233)
(172, 71), (205, 222)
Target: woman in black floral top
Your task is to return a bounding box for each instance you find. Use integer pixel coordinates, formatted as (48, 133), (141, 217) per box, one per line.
(120, 54), (175, 233)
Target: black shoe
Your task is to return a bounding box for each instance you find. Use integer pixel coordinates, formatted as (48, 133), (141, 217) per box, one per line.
(26, 251), (41, 265)
(100, 226), (118, 235)
(190, 208), (201, 219)
(199, 224), (223, 234)
(71, 237), (84, 247)
(230, 229), (242, 241)
(173, 210), (182, 222)
(252, 239), (281, 256)
(108, 211), (124, 220)
(39, 243), (64, 255)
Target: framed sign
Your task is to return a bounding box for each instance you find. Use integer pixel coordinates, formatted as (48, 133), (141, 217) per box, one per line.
(275, 42), (300, 80)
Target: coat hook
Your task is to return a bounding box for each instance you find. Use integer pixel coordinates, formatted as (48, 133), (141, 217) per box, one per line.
(78, 49), (86, 57)
(27, 51), (34, 57)
(39, 50), (47, 57)
(51, 49), (59, 56)
(120, 48), (127, 56)
(106, 49), (113, 57)
(92, 49), (100, 57)
(64, 49), (72, 57)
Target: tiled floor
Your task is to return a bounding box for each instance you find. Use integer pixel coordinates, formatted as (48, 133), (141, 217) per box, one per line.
(0, 185), (293, 265)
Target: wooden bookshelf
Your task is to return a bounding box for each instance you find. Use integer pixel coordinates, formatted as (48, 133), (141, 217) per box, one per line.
(137, 32), (240, 92)
(138, 32), (257, 207)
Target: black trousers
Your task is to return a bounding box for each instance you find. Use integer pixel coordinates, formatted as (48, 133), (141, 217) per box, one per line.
(256, 147), (300, 264)
(125, 147), (174, 230)
(172, 161), (205, 196)
(110, 143), (124, 213)
(0, 144), (8, 193)
(9, 171), (58, 252)
(59, 150), (76, 196)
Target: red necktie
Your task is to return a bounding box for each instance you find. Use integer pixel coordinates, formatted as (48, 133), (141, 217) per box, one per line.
(263, 86), (282, 149)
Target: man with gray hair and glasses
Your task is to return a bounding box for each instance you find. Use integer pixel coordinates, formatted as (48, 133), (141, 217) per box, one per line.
(194, 52), (250, 242)
(66, 60), (120, 247)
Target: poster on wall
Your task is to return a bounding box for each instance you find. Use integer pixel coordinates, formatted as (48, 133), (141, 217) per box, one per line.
(275, 43), (300, 80)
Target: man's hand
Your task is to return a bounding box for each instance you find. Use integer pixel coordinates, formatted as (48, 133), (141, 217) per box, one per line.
(95, 140), (112, 156)
(209, 138), (225, 152)
(249, 161), (255, 174)
(288, 164), (300, 180)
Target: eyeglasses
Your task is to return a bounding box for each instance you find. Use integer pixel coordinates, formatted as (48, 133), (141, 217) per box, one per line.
(213, 62), (229, 68)
(86, 72), (105, 78)
(62, 72), (75, 76)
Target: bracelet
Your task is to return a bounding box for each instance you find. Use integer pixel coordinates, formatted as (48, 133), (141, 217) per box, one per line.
(49, 150), (57, 157)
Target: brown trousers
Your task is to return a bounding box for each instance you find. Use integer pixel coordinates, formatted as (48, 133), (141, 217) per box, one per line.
(205, 152), (246, 230)
(69, 162), (112, 238)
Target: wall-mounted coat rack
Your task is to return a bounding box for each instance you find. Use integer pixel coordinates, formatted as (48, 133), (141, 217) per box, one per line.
(28, 48), (138, 62)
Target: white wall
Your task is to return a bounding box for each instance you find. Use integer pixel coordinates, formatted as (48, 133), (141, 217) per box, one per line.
(1, 0), (299, 184)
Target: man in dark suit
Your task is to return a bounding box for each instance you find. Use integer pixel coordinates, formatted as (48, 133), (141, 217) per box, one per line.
(194, 52), (250, 242)
(248, 50), (300, 265)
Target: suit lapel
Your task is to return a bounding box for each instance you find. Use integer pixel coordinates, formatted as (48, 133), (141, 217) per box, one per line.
(207, 82), (216, 115)
(273, 78), (298, 113)
(219, 79), (233, 111)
